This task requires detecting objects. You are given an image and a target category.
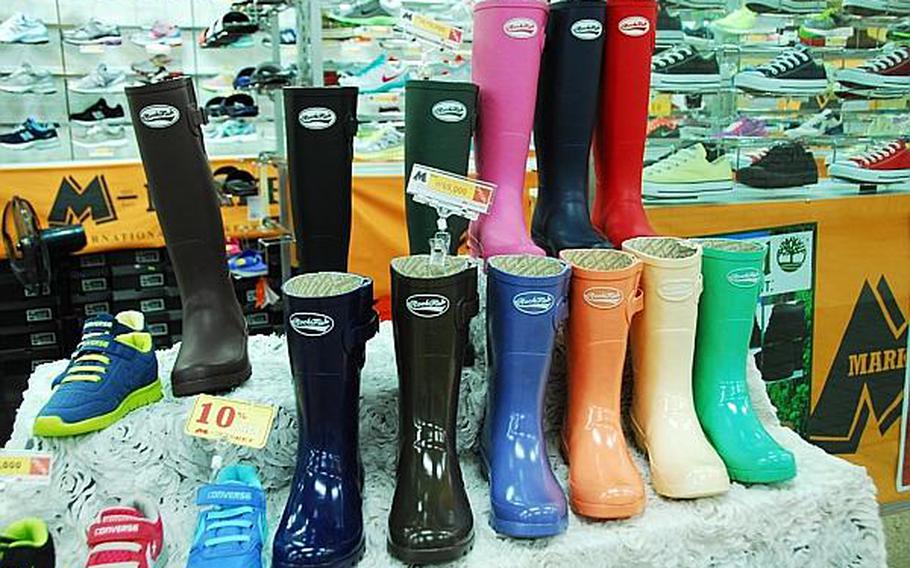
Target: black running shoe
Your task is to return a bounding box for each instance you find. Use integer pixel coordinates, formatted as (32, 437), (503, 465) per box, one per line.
(737, 142), (819, 188)
(0, 518), (55, 568)
(70, 98), (126, 125)
(734, 46), (828, 95)
(0, 118), (60, 150)
(651, 44), (722, 91)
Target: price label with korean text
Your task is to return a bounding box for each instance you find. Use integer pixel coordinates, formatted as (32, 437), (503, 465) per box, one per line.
(398, 9), (464, 50)
(406, 164), (495, 221)
(185, 395), (276, 449)
(0, 451), (52, 483)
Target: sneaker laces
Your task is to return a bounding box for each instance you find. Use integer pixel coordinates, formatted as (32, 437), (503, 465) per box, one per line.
(852, 139), (905, 166)
(647, 146), (698, 174)
(200, 506), (255, 548)
(861, 47), (910, 72)
(652, 45), (694, 70)
(758, 48), (810, 75)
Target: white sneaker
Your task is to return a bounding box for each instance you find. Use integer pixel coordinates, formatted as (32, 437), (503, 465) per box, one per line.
(785, 109), (842, 138)
(69, 64), (128, 94)
(0, 13), (49, 44)
(73, 124), (129, 148)
(355, 125), (404, 161)
(643, 144), (734, 198)
(0, 62), (55, 94)
(63, 19), (122, 45)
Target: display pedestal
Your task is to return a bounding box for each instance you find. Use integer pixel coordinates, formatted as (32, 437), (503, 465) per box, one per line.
(1, 318), (886, 566)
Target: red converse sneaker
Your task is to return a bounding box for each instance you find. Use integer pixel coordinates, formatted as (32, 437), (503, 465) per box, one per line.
(837, 46), (910, 90)
(828, 139), (910, 183)
(85, 498), (164, 568)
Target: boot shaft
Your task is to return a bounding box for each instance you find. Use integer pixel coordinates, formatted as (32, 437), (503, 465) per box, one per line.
(534, 0), (606, 197)
(283, 272), (378, 455)
(560, 249), (642, 418)
(284, 87), (358, 273)
(390, 255), (478, 446)
(404, 80), (478, 255)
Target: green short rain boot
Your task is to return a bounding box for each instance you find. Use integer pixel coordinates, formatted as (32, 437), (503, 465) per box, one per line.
(404, 80), (478, 254)
(692, 238), (796, 484)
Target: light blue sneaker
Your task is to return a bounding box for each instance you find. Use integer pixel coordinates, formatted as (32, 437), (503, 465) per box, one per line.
(187, 465), (267, 568)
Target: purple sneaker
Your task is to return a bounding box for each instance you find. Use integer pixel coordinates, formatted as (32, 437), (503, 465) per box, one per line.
(717, 117), (768, 138)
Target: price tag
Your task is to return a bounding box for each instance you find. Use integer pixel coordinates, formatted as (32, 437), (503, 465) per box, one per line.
(406, 164), (495, 221)
(775, 98), (803, 112)
(649, 94), (673, 117)
(366, 92), (402, 106)
(0, 451), (52, 484)
(398, 9), (464, 50)
(185, 395), (276, 449)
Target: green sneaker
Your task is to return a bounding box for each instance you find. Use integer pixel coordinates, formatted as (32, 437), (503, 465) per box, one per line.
(325, 0), (398, 27)
(0, 518), (55, 568)
(692, 239), (797, 484)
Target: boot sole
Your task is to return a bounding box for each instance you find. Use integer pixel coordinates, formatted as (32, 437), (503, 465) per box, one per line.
(630, 416), (728, 499)
(478, 449), (568, 538)
(387, 534), (473, 565)
(33, 379), (163, 437)
(171, 362), (252, 397)
(729, 465), (797, 485)
(274, 538), (365, 568)
(560, 434), (645, 520)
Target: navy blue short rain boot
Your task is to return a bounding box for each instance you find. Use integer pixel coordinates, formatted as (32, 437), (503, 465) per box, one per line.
(480, 255), (571, 538)
(273, 272), (379, 568)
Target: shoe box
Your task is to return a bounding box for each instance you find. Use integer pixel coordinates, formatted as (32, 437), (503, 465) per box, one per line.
(145, 309), (183, 350)
(78, 248), (168, 269)
(244, 304), (283, 337)
(110, 263), (177, 291)
(0, 345), (63, 444)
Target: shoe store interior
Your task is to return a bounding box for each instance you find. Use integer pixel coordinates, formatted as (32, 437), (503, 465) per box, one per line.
(0, 0), (909, 566)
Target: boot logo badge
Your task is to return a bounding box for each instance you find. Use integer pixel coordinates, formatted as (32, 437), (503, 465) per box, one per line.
(503, 18), (538, 39)
(658, 279), (695, 301)
(727, 267), (761, 288)
(571, 19), (603, 40)
(584, 287), (623, 309)
(513, 291), (554, 315)
(618, 16), (650, 37)
(432, 100), (467, 123)
(298, 107), (336, 130)
(138, 104), (180, 129)
(289, 312), (335, 336)
(406, 294), (450, 318)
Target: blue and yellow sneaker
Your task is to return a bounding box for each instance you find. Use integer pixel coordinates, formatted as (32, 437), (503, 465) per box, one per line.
(188, 464), (267, 568)
(33, 311), (162, 437)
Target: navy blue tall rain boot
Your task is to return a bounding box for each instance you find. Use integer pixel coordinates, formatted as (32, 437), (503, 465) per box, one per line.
(531, 0), (611, 255)
(273, 272), (379, 568)
(480, 255), (571, 538)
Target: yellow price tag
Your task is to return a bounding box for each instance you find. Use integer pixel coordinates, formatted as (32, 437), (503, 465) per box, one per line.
(650, 94), (672, 117)
(398, 9), (464, 48)
(869, 99), (906, 111)
(0, 451), (52, 482)
(185, 395), (276, 449)
(427, 172), (478, 201)
(775, 98), (802, 112)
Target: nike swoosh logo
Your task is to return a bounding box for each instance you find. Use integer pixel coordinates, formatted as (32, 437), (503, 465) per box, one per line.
(381, 73), (399, 82)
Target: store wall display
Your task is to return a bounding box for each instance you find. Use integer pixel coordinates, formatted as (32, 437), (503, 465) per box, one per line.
(283, 86), (358, 274)
(388, 255), (478, 564)
(559, 248), (646, 519)
(274, 272), (378, 567)
(532, 0), (610, 254)
(481, 255), (570, 537)
(127, 77), (251, 396)
(403, 80), (478, 255)
(468, 0), (548, 259)
(593, 0), (658, 245)
(623, 236), (730, 498)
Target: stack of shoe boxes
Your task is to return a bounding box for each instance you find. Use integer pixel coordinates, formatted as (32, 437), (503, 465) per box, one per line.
(0, 260), (78, 442)
(235, 250), (285, 337)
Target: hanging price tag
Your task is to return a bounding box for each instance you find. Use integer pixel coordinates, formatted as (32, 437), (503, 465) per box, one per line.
(0, 451), (52, 484)
(406, 164), (495, 221)
(185, 395), (276, 449)
(398, 9), (464, 50)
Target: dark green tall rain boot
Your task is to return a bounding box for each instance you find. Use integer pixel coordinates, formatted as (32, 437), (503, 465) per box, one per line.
(692, 239), (796, 484)
(404, 80), (478, 254)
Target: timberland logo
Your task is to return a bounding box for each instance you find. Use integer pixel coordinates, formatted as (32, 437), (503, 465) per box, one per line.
(207, 490), (252, 501)
(727, 267), (761, 288)
(776, 236), (807, 273)
(513, 291), (554, 315)
(584, 287), (623, 309)
(618, 16), (650, 37)
(658, 279), (695, 301)
(571, 19), (603, 40)
(94, 524), (139, 536)
(503, 18), (538, 39)
(406, 294), (450, 318)
(298, 107), (336, 130)
(431, 100), (467, 123)
(289, 312), (335, 337)
(139, 104), (179, 128)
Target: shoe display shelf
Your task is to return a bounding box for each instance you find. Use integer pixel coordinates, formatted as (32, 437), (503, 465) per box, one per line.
(0, 0), (298, 165)
(0, 276), (886, 566)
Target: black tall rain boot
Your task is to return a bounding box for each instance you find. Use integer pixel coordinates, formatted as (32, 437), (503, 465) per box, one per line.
(532, 0), (611, 255)
(284, 87), (358, 273)
(273, 272), (379, 568)
(388, 255), (478, 564)
(404, 80), (478, 254)
(127, 78), (250, 396)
